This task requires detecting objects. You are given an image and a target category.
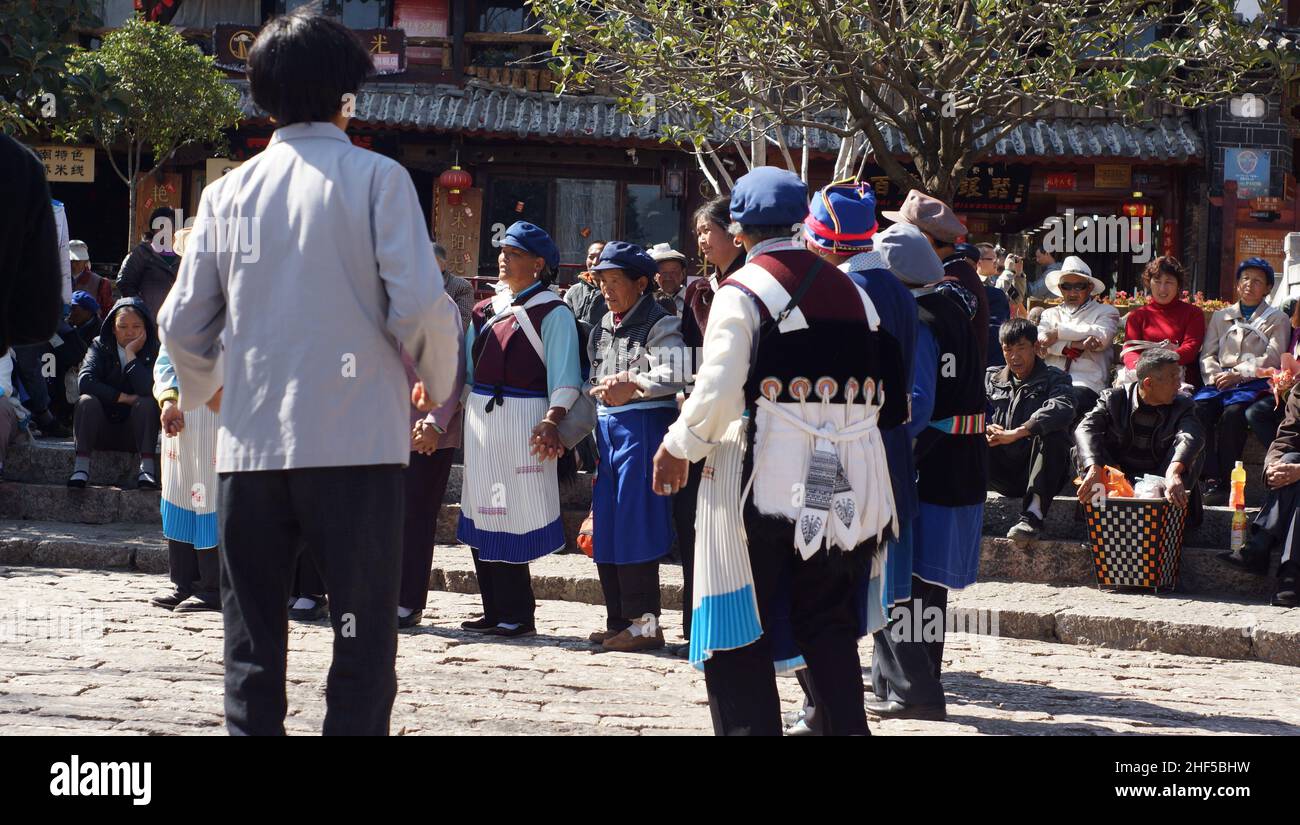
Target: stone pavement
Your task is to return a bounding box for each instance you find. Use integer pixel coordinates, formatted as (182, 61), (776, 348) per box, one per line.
(2, 566), (1299, 735)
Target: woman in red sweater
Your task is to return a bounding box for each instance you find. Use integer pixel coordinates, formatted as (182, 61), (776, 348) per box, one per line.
(1120, 256), (1206, 387)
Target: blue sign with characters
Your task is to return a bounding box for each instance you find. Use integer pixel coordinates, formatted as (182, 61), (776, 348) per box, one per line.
(1225, 148), (1270, 198)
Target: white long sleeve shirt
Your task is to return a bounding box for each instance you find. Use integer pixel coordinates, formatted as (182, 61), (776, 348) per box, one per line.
(1038, 298), (1120, 394)
(660, 237), (799, 462)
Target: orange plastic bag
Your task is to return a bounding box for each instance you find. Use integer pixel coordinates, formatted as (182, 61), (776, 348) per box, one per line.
(577, 511), (594, 558)
(1075, 465), (1133, 498)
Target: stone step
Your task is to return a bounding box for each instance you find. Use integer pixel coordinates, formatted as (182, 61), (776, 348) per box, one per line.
(2, 436), (139, 487)
(2, 511), (1281, 603)
(2, 437), (595, 509)
(0, 481), (161, 524)
(983, 493), (1260, 549)
(421, 547), (1300, 668)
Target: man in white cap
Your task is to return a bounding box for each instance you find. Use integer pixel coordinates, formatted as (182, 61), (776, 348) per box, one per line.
(648, 242), (689, 315)
(1036, 255), (1119, 420)
(70, 240), (113, 320)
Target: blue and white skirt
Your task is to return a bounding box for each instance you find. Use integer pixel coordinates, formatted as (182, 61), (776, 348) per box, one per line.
(160, 405), (219, 550)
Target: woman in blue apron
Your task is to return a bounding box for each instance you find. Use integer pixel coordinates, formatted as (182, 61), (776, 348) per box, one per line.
(585, 242), (686, 652)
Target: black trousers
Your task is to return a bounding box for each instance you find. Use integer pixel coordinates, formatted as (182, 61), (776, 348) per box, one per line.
(73, 395), (160, 457)
(701, 516), (871, 736)
(988, 430), (1071, 517)
(293, 547), (325, 600)
(1196, 397), (1272, 483)
(168, 539), (219, 601)
(398, 449), (456, 612)
(596, 561), (660, 631)
(12, 342), (51, 414)
(671, 460), (704, 639)
(218, 465), (403, 736)
(1245, 451), (1300, 579)
(871, 575), (949, 707)
(470, 548), (535, 626)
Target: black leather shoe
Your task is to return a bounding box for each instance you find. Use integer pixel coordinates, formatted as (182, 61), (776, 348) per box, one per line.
(864, 699), (947, 721)
(173, 593), (221, 613)
(460, 617), (498, 632)
(1215, 550), (1269, 576)
(136, 471), (159, 491)
(149, 588), (191, 610)
(398, 610), (423, 629)
(1202, 481), (1228, 507)
(1272, 576), (1297, 608)
(289, 598), (328, 622)
(482, 623), (536, 638)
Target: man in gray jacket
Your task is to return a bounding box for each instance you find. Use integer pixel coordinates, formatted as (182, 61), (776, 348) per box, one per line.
(157, 10), (460, 736)
(986, 318), (1076, 544)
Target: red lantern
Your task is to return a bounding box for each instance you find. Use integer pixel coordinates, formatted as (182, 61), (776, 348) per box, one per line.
(439, 165), (472, 206)
(1121, 201), (1153, 218)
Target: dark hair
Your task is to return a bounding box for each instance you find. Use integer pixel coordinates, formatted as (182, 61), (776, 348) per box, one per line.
(998, 317), (1038, 348)
(693, 195), (730, 231)
(247, 9), (372, 126)
(1140, 256), (1186, 293)
(729, 222), (795, 243)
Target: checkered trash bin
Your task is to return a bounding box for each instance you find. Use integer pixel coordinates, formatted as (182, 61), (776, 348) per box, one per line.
(1082, 497), (1186, 591)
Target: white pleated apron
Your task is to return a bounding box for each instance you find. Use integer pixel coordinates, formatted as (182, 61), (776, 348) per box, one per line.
(460, 390), (561, 551)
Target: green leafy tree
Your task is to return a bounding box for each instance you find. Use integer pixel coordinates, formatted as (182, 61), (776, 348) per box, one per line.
(0, 0), (109, 134)
(534, 0), (1285, 199)
(60, 16), (242, 247)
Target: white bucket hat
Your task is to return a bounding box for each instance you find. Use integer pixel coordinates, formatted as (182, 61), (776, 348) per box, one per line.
(647, 242), (687, 264)
(69, 240), (89, 261)
(1046, 255), (1104, 297)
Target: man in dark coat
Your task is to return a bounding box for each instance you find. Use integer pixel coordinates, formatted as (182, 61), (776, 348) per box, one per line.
(986, 318), (1076, 544)
(1074, 348), (1205, 510)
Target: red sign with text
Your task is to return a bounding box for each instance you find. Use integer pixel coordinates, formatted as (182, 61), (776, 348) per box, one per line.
(394, 0), (450, 64)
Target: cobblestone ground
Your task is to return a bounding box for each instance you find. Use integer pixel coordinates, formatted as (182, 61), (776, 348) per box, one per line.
(2, 567), (1299, 735)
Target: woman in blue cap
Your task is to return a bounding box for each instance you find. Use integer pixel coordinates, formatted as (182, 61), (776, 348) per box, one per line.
(457, 221), (583, 637)
(584, 241), (687, 652)
(1195, 257), (1290, 504)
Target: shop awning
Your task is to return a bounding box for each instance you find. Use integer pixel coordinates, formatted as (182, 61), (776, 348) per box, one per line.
(232, 79), (1203, 161)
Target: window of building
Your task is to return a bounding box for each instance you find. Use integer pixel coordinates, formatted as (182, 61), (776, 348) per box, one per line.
(554, 178), (617, 270)
(476, 0), (538, 32)
(281, 0), (392, 27)
(623, 183), (680, 252)
(169, 0), (263, 26)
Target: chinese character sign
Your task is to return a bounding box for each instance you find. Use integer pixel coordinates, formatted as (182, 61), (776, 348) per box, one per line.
(37, 146), (95, 183)
(435, 186), (483, 281)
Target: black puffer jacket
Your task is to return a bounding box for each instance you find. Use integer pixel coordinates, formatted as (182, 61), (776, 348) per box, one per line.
(78, 297), (159, 420)
(985, 358), (1075, 435)
(117, 241), (180, 320)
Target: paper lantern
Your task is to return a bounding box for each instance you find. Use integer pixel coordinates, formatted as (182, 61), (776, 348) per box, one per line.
(439, 165), (472, 205)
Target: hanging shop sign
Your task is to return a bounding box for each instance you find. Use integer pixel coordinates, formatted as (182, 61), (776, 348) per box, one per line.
(864, 162), (1030, 213)
(215, 25), (406, 75)
(1045, 172), (1077, 192)
(1093, 164), (1132, 189)
(36, 145), (95, 183)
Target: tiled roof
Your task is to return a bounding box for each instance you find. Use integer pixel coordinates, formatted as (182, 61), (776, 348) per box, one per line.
(232, 79), (1203, 160)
